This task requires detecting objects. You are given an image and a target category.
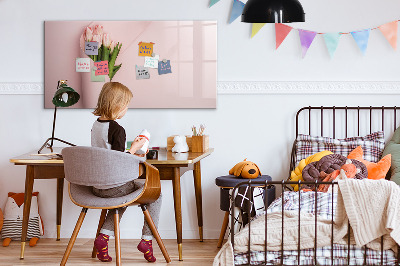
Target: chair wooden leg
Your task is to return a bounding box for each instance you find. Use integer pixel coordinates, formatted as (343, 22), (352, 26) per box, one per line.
(141, 205), (171, 263)
(60, 208), (88, 266)
(217, 211), (230, 248)
(114, 210), (121, 266)
(91, 209), (108, 258)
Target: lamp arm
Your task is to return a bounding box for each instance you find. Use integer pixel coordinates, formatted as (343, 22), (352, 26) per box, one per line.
(50, 105), (57, 148)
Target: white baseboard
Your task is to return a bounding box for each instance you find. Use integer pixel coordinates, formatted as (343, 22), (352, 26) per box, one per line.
(2, 81), (400, 95)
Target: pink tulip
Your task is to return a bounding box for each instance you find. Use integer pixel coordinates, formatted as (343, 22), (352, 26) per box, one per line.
(93, 25), (103, 36)
(92, 35), (102, 45)
(84, 27), (93, 42)
(102, 33), (111, 48)
(110, 41), (116, 52)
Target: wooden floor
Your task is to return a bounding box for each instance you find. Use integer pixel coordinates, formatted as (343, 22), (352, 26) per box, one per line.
(0, 239), (221, 265)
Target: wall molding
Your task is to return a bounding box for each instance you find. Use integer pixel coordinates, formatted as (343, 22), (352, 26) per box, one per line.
(217, 81), (400, 94)
(1, 81), (400, 95)
(0, 83), (43, 94)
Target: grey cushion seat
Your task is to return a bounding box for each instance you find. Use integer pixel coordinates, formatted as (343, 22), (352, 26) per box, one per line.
(69, 180), (145, 208)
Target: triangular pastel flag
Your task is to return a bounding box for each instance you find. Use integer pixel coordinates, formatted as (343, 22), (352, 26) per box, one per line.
(378, 21), (398, 50)
(351, 29), (370, 55)
(229, 0), (245, 24)
(251, 23), (266, 38)
(323, 33), (341, 58)
(298, 29), (317, 58)
(275, 23), (293, 49)
(209, 0), (220, 7)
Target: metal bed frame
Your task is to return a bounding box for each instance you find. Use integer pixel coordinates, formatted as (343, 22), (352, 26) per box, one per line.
(230, 106), (400, 266)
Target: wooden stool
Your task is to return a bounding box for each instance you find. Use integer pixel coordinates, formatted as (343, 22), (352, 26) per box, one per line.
(215, 175), (275, 248)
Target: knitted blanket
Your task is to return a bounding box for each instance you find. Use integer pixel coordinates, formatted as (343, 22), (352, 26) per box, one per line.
(335, 178), (399, 251)
(213, 211), (341, 266)
(214, 179), (400, 266)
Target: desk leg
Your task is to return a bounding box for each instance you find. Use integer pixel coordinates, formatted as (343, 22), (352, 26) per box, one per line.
(56, 178), (64, 241)
(172, 167), (183, 261)
(20, 165), (35, 259)
(193, 161), (203, 242)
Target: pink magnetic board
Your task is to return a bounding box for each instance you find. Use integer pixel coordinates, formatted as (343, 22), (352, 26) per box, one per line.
(44, 21), (217, 109)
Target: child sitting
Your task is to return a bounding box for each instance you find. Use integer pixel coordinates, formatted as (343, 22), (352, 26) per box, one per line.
(91, 82), (161, 263)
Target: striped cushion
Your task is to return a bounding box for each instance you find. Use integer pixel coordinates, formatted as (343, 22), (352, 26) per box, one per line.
(295, 131), (385, 167)
(1, 217), (41, 240)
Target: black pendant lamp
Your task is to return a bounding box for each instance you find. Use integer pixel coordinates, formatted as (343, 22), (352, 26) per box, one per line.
(241, 0), (305, 23)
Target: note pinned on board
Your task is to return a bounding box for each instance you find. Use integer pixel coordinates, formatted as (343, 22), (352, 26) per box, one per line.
(136, 65), (150, 80)
(138, 42), (155, 57)
(76, 58), (91, 72)
(94, 61), (109, 76)
(144, 54), (159, 68)
(91, 68), (105, 82)
(158, 60), (172, 75)
(85, 41), (99, 55)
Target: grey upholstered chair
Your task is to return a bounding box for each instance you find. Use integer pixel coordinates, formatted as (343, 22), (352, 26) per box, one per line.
(60, 146), (171, 265)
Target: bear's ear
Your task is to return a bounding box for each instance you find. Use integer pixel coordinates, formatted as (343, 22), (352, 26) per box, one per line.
(229, 161), (246, 176)
(234, 163), (247, 177)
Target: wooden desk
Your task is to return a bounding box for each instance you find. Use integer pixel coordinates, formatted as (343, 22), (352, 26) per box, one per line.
(9, 148), (64, 260)
(10, 147), (213, 261)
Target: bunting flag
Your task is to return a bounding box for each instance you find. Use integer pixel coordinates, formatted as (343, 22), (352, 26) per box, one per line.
(229, 0), (245, 24)
(378, 21), (398, 50)
(206, 1), (400, 58)
(323, 33), (341, 58)
(275, 23), (293, 49)
(209, 0), (220, 7)
(251, 23), (266, 38)
(351, 29), (370, 55)
(298, 29), (317, 58)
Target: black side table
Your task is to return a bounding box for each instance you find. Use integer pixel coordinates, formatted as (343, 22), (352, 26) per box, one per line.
(215, 175), (275, 248)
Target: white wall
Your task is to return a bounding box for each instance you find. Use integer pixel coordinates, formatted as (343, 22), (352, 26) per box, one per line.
(1, 0), (400, 239)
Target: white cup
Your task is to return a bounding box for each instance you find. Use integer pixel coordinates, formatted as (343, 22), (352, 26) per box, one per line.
(136, 129), (150, 154)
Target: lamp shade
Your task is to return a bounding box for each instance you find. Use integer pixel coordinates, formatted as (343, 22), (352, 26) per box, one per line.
(241, 0), (305, 23)
(52, 84), (80, 107)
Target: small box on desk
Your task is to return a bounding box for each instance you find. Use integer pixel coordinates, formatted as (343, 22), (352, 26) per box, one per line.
(191, 135), (209, 153)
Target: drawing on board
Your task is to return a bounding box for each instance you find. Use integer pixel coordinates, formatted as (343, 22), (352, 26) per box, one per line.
(45, 21), (217, 109)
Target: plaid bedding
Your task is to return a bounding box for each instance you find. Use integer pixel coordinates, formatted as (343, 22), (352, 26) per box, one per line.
(234, 191), (397, 265)
(234, 244), (397, 265)
(294, 131), (385, 166)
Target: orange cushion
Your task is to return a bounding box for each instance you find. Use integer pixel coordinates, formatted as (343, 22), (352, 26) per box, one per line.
(347, 146), (391, 180)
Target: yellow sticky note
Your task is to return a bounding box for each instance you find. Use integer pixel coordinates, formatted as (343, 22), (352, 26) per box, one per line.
(138, 42), (154, 57)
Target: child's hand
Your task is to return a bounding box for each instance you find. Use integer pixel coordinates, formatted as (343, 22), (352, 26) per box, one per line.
(134, 148), (149, 157)
(129, 137), (147, 155)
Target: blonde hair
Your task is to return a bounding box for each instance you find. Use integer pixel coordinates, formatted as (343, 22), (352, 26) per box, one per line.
(93, 82), (133, 120)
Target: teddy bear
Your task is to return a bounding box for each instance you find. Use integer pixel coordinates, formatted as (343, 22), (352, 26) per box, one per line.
(229, 159), (261, 179)
(172, 135), (189, 153)
(1, 192), (44, 247)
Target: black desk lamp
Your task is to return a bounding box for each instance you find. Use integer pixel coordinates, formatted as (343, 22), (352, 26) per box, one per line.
(241, 0), (305, 23)
(38, 80), (80, 154)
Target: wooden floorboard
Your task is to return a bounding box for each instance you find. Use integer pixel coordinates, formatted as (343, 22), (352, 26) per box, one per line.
(0, 239), (222, 265)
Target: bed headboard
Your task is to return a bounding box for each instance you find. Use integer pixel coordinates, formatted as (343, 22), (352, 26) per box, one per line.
(290, 106), (400, 179)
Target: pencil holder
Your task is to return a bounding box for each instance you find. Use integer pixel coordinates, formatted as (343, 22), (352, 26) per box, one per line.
(191, 135), (209, 153)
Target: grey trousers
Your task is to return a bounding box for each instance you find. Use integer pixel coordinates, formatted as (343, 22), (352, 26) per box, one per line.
(92, 180), (162, 240)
